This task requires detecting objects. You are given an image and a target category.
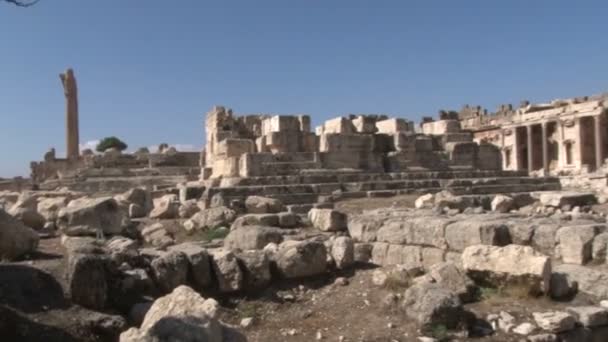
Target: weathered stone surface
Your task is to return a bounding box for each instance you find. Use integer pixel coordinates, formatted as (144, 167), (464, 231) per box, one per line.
(150, 251), (189, 293)
(0, 209), (39, 260)
(36, 196), (68, 222)
(462, 244), (551, 295)
(592, 232), (608, 262)
(210, 250), (243, 293)
(66, 253), (108, 310)
(415, 193), (434, 209)
(168, 243), (212, 289)
(178, 199), (201, 219)
(384, 244), (423, 271)
(566, 306), (608, 327)
(116, 188), (150, 211)
(119, 286), (223, 342)
(539, 192), (596, 208)
(245, 196), (285, 214)
(83, 311), (128, 339)
(141, 223), (174, 248)
(331, 236), (354, 269)
(224, 226), (284, 251)
(106, 236), (138, 262)
(491, 195), (514, 213)
(402, 282), (465, 330)
(128, 203), (146, 219)
(556, 225), (602, 264)
(231, 213), (279, 229)
(427, 262), (477, 303)
(57, 197), (126, 236)
(507, 221), (536, 245)
(371, 242), (390, 266)
(347, 214), (383, 242)
(353, 242), (373, 263)
(308, 208), (347, 232)
(7, 193), (45, 230)
(445, 218), (510, 252)
(149, 194), (179, 219)
(532, 223), (561, 255)
(277, 212), (299, 228)
(237, 250), (272, 290)
(551, 264), (608, 299)
(421, 247), (445, 270)
(533, 311), (576, 333)
(275, 240), (327, 279)
(184, 206), (236, 232)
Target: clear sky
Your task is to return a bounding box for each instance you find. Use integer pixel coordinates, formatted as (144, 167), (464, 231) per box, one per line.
(1, 0), (607, 177)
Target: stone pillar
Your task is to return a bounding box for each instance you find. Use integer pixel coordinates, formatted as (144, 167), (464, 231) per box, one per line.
(541, 122), (548, 173)
(526, 125), (533, 172)
(512, 128), (520, 170)
(60, 68), (79, 160)
(594, 114), (604, 170)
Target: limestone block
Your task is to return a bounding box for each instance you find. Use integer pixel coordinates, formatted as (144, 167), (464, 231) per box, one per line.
(275, 240), (327, 279)
(308, 208), (346, 232)
(216, 139), (254, 158)
(351, 116), (377, 134)
(421, 120), (461, 135)
(319, 133), (374, 152)
(262, 115), (301, 135)
(384, 244), (423, 271)
(331, 236), (354, 269)
(532, 311), (576, 333)
(539, 192), (597, 208)
(210, 250), (243, 293)
(566, 306), (608, 327)
(347, 214), (383, 242)
(371, 242), (390, 266)
(376, 118), (410, 134)
(319, 117), (355, 134)
(462, 244), (551, 295)
(555, 224), (603, 265)
(421, 247), (446, 270)
(444, 218), (510, 252)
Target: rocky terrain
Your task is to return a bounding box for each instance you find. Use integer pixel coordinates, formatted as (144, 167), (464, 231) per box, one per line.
(2, 187), (608, 341)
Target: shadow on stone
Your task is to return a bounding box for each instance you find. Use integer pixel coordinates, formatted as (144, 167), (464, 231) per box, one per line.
(0, 265), (68, 313)
(0, 305), (79, 342)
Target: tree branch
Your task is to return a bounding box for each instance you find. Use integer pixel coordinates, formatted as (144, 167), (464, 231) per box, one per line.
(4, 0), (40, 7)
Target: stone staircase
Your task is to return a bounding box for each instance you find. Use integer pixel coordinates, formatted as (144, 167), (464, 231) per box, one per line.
(200, 169), (561, 208)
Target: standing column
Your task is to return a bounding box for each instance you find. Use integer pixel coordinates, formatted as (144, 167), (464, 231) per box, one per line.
(512, 128), (519, 170)
(60, 68), (80, 160)
(594, 115), (604, 170)
(541, 122), (549, 173)
(526, 125), (533, 172)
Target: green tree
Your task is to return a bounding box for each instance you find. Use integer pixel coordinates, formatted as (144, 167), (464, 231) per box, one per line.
(96, 137), (128, 153)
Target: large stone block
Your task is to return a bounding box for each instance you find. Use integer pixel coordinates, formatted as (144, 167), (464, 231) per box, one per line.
(421, 120), (461, 135)
(375, 118), (410, 134)
(308, 208), (346, 232)
(462, 244), (551, 295)
(555, 224), (604, 265)
(445, 218), (510, 252)
(539, 192), (597, 208)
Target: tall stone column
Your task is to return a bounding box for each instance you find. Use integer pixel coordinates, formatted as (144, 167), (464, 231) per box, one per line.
(541, 122), (548, 173)
(594, 114), (604, 170)
(512, 128), (519, 170)
(60, 68), (79, 160)
(526, 125), (533, 172)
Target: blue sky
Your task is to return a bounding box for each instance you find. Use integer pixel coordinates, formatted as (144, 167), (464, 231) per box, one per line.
(1, 0), (607, 177)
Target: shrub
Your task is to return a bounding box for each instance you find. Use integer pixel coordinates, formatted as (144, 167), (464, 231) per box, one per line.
(96, 137), (128, 153)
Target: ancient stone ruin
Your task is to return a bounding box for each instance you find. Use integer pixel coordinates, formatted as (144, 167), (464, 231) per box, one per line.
(6, 69), (608, 341)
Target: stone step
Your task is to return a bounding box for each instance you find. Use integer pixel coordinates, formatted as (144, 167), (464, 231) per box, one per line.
(222, 169), (532, 187)
(207, 176), (559, 198)
(204, 179), (561, 206)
